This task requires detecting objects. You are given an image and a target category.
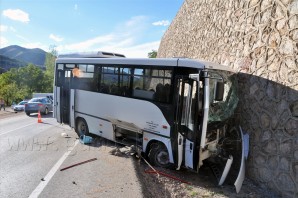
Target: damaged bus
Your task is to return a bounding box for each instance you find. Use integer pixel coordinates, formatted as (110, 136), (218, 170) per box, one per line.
(54, 52), (247, 192)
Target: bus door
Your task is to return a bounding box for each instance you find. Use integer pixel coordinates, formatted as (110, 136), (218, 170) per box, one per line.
(56, 65), (74, 125)
(175, 77), (198, 170)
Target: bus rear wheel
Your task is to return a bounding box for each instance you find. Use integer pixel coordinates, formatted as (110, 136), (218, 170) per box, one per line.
(148, 143), (170, 168)
(76, 118), (89, 137)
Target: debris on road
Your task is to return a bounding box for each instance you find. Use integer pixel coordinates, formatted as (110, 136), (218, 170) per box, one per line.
(60, 158), (97, 171)
(61, 133), (68, 137)
(109, 145), (137, 157)
(79, 135), (93, 144)
(145, 169), (190, 184)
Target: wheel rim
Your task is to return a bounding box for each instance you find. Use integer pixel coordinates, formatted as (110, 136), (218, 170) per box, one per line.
(156, 150), (169, 166)
(45, 108), (48, 115)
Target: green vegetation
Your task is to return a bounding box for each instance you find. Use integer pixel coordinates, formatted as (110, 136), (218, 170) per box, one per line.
(0, 47), (56, 105)
(148, 50), (157, 58)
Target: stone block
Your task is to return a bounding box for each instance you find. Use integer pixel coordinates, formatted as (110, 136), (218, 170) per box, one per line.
(259, 167), (272, 182)
(280, 157), (290, 172)
(285, 118), (298, 136)
(254, 153), (267, 167)
(289, 100), (298, 117)
(268, 155), (279, 171)
(294, 163), (298, 183)
(263, 140), (278, 154)
(280, 140), (292, 156)
(295, 150), (298, 161)
(261, 130), (272, 142)
(274, 173), (295, 192)
(260, 112), (271, 129)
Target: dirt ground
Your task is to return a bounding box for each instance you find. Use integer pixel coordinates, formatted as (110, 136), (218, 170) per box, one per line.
(0, 108), (19, 118)
(108, 144), (279, 198)
(134, 159), (278, 198)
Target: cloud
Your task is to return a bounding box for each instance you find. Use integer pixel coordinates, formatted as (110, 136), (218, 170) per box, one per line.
(2, 9), (30, 23)
(0, 25), (17, 32)
(56, 16), (160, 58)
(10, 27), (16, 32)
(0, 25), (8, 32)
(98, 41), (160, 58)
(16, 34), (29, 42)
(23, 42), (48, 50)
(49, 34), (64, 42)
(152, 20), (170, 26)
(124, 16), (147, 28)
(58, 34), (116, 52)
(0, 36), (8, 46)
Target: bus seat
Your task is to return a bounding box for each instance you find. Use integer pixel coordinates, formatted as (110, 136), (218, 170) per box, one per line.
(110, 85), (119, 95)
(164, 83), (170, 103)
(100, 84), (109, 93)
(154, 83), (166, 102)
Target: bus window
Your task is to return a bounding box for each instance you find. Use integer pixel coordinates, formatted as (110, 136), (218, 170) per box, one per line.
(100, 66), (132, 96)
(72, 64), (95, 91)
(66, 64), (75, 68)
(132, 68), (172, 103)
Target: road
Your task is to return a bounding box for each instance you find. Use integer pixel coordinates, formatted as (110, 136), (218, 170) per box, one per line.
(0, 111), (142, 198)
(0, 110), (277, 198)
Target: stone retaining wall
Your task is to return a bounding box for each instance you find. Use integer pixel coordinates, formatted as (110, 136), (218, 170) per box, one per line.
(158, 0), (298, 197)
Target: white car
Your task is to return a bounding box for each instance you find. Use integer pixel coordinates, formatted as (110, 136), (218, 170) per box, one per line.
(13, 101), (28, 112)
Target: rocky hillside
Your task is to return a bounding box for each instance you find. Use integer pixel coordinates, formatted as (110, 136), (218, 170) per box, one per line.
(158, 0), (298, 197)
(0, 45), (47, 68)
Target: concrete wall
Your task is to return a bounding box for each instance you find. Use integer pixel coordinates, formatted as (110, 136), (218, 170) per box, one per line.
(158, 0), (298, 197)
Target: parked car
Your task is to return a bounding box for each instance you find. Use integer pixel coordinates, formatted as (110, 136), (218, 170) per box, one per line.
(25, 97), (53, 116)
(13, 101), (28, 112)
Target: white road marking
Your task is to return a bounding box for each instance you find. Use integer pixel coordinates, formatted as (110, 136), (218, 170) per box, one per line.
(29, 140), (79, 198)
(0, 122), (36, 136)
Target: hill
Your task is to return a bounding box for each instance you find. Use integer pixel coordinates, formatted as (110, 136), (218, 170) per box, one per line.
(0, 55), (27, 73)
(0, 45), (47, 67)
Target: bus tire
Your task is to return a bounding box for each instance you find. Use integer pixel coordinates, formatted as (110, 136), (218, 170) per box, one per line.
(148, 143), (170, 168)
(76, 118), (89, 137)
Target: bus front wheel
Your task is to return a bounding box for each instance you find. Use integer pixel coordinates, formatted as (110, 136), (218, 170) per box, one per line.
(76, 118), (89, 137)
(148, 143), (170, 168)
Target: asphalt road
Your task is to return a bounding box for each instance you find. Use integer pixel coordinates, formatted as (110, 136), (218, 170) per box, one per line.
(0, 112), (142, 198)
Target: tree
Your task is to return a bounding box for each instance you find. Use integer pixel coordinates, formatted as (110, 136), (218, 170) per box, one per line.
(44, 45), (57, 92)
(0, 45), (58, 103)
(148, 50), (157, 58)
(0, 83), (25, 105)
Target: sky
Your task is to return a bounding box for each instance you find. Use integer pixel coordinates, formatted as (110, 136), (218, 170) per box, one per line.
(0, 0), (184, 57)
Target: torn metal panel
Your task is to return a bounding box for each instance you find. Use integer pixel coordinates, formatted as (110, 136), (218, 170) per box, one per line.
(234, 127), (249, 193)
(218, 155), (233, 185)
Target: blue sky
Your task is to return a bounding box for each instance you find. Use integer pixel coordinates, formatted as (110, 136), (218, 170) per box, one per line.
(0, 0), (184, 57)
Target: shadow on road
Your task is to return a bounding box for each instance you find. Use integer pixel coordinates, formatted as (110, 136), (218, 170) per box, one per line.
(27, 112), (54, 118)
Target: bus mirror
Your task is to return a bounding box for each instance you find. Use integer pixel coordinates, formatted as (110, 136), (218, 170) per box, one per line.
(215, 81), (224, 101)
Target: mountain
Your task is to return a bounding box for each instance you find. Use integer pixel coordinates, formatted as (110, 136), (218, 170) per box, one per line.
(0, 45), (47, 67)
(0, 55), (27, 73)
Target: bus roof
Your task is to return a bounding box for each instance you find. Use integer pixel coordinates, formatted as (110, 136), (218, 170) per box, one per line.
(55, 57), (233, 71)
(58, 51), (125, 58)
